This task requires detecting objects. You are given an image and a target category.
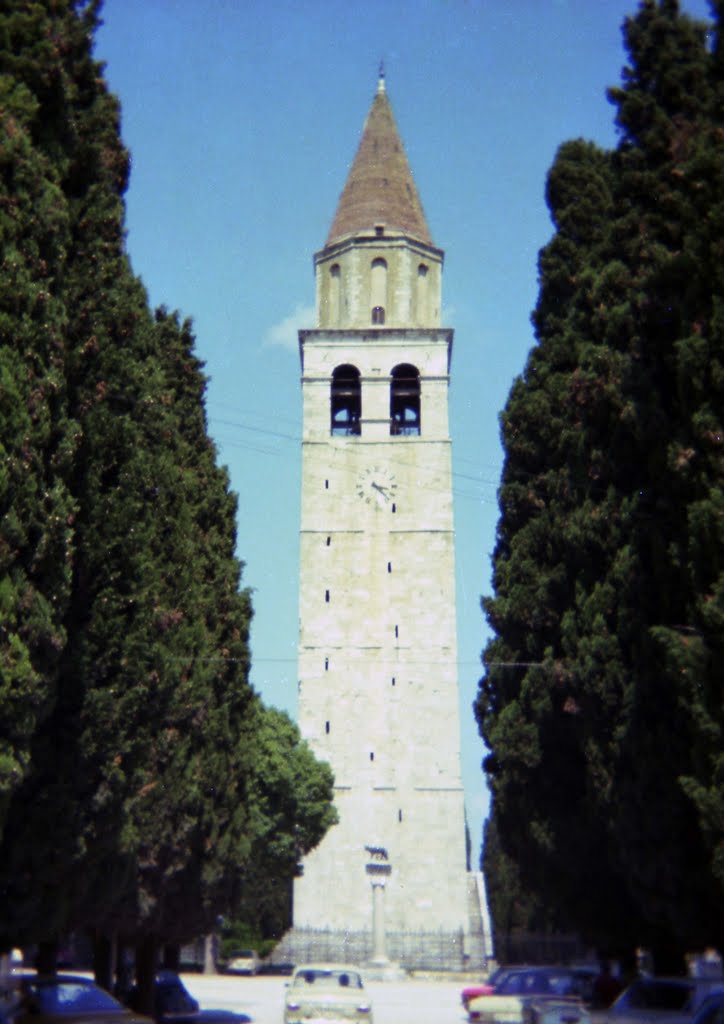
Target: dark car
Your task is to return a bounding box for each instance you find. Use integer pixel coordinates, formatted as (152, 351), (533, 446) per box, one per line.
(146, 974), (199, 1024)
(129, 973), (250, 1024)
(691, 993), (724, 1024)
(495, 967), (589, 998)
(462, 967), (532, 1011)
(13, 975), (153, 1024)
(607, 977), (724, 1024)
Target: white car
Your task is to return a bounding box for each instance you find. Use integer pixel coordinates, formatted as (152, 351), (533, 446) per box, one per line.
(467, 967), (591, 1024)
(225, 949), (260, 975)
(284, 964), (373, 1024)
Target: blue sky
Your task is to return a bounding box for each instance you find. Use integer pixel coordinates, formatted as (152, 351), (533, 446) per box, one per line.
(94, 0), (712, 867)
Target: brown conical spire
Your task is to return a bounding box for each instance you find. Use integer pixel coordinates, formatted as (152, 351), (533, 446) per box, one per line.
(326, 70), (433, 247)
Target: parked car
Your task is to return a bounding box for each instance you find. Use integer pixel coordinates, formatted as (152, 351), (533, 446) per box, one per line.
(691, 993), (724, 1024)
(224, 951), (260, 976)
(466, 966), (592, 1024)
(144, 972), (199, 1023)
(284, 964), (372, 1024)
(12, 975), (153, 1024)
(464, 968), (562, 1011)
(463, 982), (497, 1011)
(128, 972), (250, 1024)
(527, 1000), (592, 1024)
(607, 977), (724, 1024)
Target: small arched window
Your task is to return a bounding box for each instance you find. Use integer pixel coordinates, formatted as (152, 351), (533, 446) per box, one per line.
(329, 263), (341, 325)
(331, 364), (361, 436)
(371, 257), (387, 324)
(417, 264), (429, 324)
(390, 364), (421, 436)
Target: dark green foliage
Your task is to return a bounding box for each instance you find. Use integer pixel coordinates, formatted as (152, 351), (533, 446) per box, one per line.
(219, 920), (267, 961)
(477, 0), (723, 966)
(59, 308), (257, 947)
(0, 0), (336, 964)
(482, 810), (550, 963)
(0, 0), (79, 840)
(233, 704), (338, 940)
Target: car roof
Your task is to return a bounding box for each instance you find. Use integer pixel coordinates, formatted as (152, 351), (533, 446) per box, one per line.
(501, 967), (576, 978)
(21, 975), (98, 985)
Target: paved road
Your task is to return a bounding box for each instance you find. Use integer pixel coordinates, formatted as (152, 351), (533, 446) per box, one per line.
(182, 971), (469, 1024)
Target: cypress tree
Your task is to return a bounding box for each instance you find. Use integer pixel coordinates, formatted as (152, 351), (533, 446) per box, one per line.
(0, 0), (78, 842)
(0, 0), (259, 954)
(604, 0), (724, 963)
(0, 3), (337, 973)
(0, 0), (176, 948)
(477, 0), (723, 968)
(74, 309), (256, 950)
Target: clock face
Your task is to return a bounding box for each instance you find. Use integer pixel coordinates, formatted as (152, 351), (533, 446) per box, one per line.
(356, 465), (397, 508)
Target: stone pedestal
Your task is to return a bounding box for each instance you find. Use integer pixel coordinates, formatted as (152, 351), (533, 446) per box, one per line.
(365, 853), (401, 975)
(370, 876), (388, 964)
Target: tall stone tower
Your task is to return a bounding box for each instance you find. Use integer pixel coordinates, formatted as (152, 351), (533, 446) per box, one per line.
(290, 72), (475, 970)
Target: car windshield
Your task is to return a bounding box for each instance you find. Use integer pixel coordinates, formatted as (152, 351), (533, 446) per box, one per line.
(293, 970), (363, 990)
(549, 973), (580, 996)
(498, 971), (576, 996)
(27, 981), (122, 1014)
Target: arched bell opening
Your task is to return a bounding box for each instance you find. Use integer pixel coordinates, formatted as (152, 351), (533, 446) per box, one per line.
(331, 364), (361, 436)
(390, 363), (421, 436)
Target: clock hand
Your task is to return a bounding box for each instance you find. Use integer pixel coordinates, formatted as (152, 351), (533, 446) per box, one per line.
(371, 482), (389, 497)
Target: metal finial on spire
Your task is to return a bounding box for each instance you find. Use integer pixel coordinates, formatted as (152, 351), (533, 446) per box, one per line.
(378, 60), (385, 93)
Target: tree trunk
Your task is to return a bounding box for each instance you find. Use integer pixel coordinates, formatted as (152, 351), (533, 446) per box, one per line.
(134, 937), (158, 1017)
(162, 944), (180, 971)
(116, 941), (134, 1003)
(651, 942), (687, 976)
(36, 941), (58, 975)
(92, 933), (114, 991)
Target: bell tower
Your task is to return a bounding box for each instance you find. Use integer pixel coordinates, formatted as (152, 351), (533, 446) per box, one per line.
(290, 71), (474, 970)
